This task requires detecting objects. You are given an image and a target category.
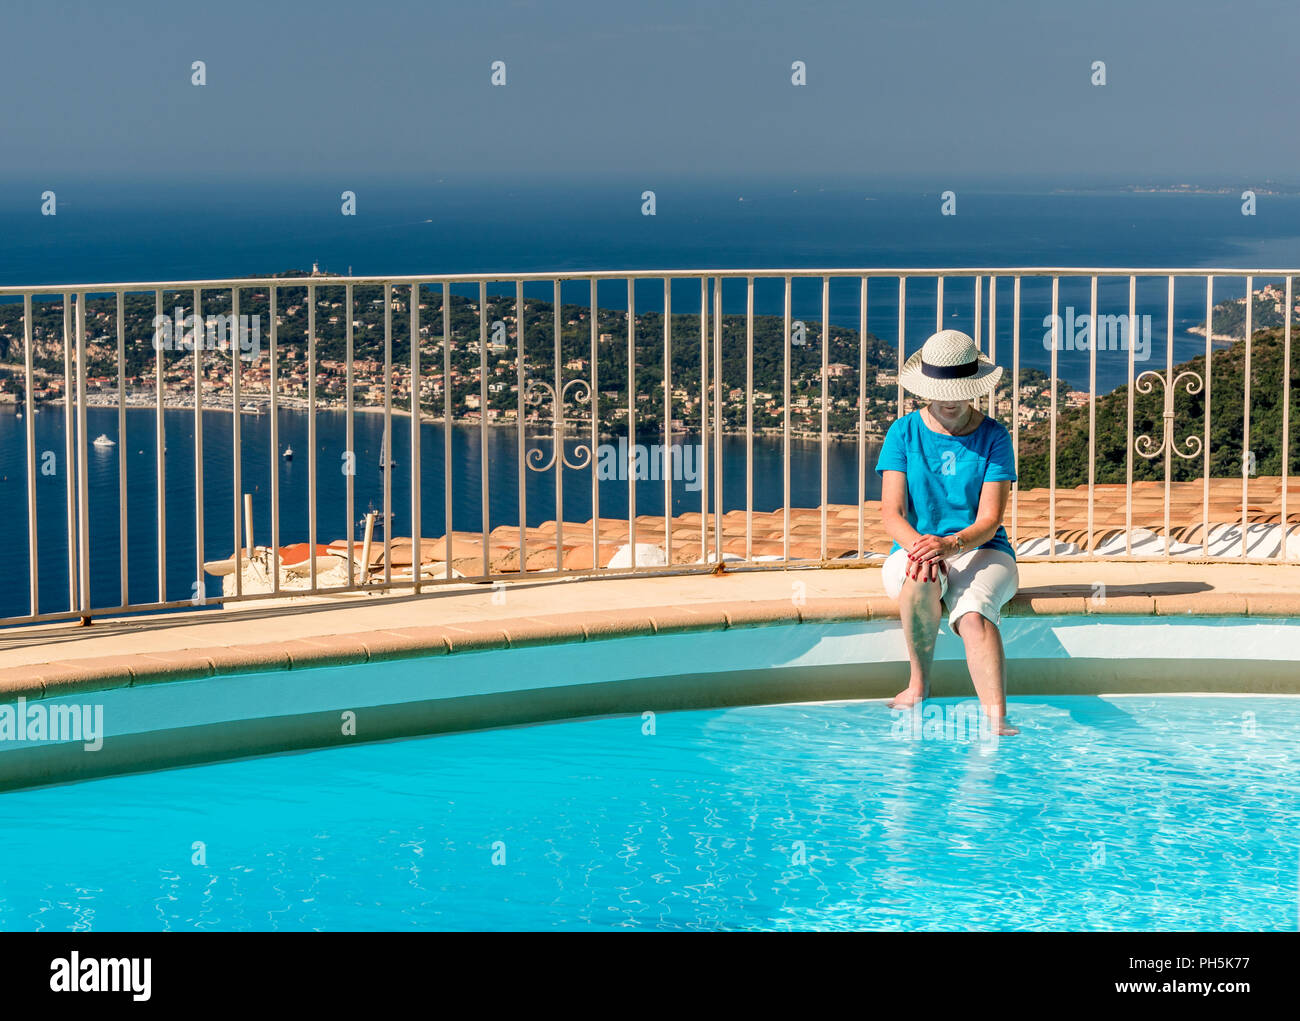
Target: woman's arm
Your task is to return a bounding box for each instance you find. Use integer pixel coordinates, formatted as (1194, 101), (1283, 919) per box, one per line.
(881, 470), (943, 582)
(910, 479), (1011, 563)
(880, 470), (921, 550)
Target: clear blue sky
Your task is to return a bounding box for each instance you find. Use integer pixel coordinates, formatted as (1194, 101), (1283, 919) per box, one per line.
(1, 0), (1296, 185)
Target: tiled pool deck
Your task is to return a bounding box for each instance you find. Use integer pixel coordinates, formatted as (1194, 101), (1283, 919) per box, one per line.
(3, 560), (1300, 701)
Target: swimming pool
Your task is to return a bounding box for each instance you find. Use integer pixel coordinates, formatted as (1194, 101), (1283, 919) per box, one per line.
(7, 615), (1300, 793)
(1, 694), (1296, 931)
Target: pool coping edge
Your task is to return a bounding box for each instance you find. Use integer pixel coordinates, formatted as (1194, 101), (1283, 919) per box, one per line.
(5, 588), (1300, 702)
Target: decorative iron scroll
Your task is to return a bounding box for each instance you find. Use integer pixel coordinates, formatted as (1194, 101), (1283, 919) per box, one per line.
(524, 378), (593, 472)
(1133, 368), (1203, 461)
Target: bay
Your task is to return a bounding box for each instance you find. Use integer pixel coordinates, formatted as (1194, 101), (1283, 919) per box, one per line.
(0, 406), (879, 619)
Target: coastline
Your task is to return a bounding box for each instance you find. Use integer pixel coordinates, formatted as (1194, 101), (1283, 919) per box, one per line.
(37, 396), (883, 444)
(1186, 326), (1243, 344)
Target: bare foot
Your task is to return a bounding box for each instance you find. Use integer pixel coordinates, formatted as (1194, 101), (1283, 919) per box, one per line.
(888, 686), (926, 710)
(984, 715), (1019, 737)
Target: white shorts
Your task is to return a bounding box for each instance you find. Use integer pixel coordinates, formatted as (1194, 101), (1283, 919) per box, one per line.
(882, 546), (1019, 631)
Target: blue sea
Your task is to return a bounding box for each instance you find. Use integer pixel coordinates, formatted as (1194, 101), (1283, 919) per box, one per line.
(1, 179), (1297, 619)
(0, 409), (860, 617)
(3, 178), (1296, 390)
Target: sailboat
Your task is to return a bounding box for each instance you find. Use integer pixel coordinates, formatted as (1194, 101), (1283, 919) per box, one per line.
(360, 503), (394, 538)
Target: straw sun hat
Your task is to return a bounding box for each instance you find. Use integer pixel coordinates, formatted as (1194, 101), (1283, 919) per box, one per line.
(897, 329), (1002, 402)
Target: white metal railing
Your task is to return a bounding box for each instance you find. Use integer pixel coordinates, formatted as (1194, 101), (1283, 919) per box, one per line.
(0, 267), (1295, 627)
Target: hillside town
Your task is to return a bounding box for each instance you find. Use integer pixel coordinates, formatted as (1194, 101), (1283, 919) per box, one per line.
(0, 275), (1072, 437)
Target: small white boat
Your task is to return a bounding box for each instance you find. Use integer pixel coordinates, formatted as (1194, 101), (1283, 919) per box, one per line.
(92, 434), (116, 448)
(283, 445), (293, 460)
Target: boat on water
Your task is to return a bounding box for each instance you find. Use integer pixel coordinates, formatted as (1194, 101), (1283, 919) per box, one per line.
(358, 507), (394, 534)
(92, 434), (116, 448)
(283, 445), (294, 460)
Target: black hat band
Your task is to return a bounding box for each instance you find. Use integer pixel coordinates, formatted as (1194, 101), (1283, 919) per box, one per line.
(920, 358), (979, 379)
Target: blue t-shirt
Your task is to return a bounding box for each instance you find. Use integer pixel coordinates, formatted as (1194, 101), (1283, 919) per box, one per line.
(874, 411), (1017, 558)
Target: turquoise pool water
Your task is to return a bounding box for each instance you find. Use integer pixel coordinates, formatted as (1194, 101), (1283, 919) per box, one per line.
(1, 694), (1296, 931)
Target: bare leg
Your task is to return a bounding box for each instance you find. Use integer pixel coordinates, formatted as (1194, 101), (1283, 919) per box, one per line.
(954, 611), (1019, 736)
(888, 574), (942, 708)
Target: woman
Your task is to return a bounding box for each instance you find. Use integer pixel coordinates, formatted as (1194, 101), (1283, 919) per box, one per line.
(874, 329), (1020, 736)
